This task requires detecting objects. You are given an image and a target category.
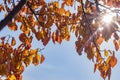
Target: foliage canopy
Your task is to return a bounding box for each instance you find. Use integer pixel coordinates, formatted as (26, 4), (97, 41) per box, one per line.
(0, 0), (120, 80)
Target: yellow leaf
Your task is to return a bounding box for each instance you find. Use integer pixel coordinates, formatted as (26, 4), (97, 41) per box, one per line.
(104, 50), (108, 57)
(24, 58), (31, 67)
(22, 50), (29, 57)
(11, 37), (16, 46)
(65, 10), (70, 17)
(53, 1), (59, 8)
(106, 56), (111, 64)
(9, 74), (16, 80)
(30, 49), (38, 55)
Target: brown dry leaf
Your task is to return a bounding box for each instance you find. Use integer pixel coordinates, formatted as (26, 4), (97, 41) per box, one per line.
(52, 32), (56, 43)
(40, 55), (45, 64)
(35, 31), (42, 40)
(8, 22), (17, 31)
(0, 4), (4, 12)
(19, 33), (27, 42)
(94, 64), (98, 73)
(113, 40), (119, 51)
(11, 37), (16, 46)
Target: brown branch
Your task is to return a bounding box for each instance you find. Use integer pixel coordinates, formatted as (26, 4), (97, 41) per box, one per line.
(94, 0), (100, 12)
(0, 0), (26, 31)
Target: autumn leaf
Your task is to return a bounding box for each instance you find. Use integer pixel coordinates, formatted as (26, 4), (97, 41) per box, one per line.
(59, 8), (65, 15)
(35, 31), (42, 40)
(52, 32), (56, 43)
(30, 49), (38, 55)
(11, 37), (16, 46)
(24, 58), (31, 67)
(22, 50), (29, 57)
(96, 36), (103, 45)
(19, 33), (27, 42)
(109, 55), (117, 68)
(104, 50), (108, 57)
(32, 54), (40, 66)
(94, 64), (98, 73)
(40, 55), (45, 64)
(113, 40), (119, 51)
(57, 36), (62, 44)
(8, 22), (17, 31)
(8, 74), (16, 80)
(65, 10), (70, 17)
(106, 56), (111, 64)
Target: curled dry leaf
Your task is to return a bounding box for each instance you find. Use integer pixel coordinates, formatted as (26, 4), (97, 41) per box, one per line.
(11, 37), (16, 46)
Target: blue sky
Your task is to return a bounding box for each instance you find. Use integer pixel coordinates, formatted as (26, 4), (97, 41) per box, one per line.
(1, 28), (120, 80)
(0, 0), (120, 80)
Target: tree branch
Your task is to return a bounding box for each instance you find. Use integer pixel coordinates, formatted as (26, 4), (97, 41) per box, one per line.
(0, 0), (26, 31)
(94, 0), (100, 12)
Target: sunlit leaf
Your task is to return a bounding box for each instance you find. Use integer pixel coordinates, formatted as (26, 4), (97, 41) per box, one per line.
(9, 74), (16, 80)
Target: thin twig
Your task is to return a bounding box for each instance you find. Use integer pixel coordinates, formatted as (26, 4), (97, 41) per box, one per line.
(26, 1), (41, 26)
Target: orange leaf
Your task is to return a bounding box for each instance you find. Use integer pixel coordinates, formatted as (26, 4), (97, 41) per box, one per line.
(59, 8), (65, 15)
(96, 37), (103, 45)
(57, 36), (62, 44)
(65, 10), (70, 17)
(52, 32), (56, 43)
(32, 54), (40, 66)
(40, 55), (45, 64)
(11, 37), (16, 46)
(8, 22), (17, 31)
(109, 55), (117, 68)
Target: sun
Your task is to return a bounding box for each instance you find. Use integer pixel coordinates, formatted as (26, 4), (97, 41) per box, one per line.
(102, 12), (116, 24)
